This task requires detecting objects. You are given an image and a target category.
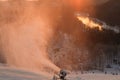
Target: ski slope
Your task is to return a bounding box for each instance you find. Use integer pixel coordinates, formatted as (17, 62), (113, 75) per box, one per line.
(1, 63), (120, 80)
(68, 71), (120, 80)
(0, 64), (49, 80)
(74, 74), (120, 80)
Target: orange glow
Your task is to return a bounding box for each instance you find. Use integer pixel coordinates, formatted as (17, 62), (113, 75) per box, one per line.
(77, 16), (102, 31)
(65, 0), (94, 10)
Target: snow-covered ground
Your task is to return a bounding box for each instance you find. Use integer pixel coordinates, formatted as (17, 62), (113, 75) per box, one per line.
(0, 63), (120, 80)
(0, 64), (49, 80)
(67, 64), (120, 80)
(68, 73), (120, 80)
(68, 69), (120, 80)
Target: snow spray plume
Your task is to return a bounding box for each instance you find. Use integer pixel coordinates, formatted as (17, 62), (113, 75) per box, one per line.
(76, 13), (120, 33)
(0, 1), (61, 73)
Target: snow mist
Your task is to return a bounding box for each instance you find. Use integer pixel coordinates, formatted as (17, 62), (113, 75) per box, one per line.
(0, 1), (61, 73)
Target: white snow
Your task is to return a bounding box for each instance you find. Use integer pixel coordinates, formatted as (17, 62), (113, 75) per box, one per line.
(1, 63), (120, 80)
(68, 69), (120, 80)
(0, 64), (49, 80)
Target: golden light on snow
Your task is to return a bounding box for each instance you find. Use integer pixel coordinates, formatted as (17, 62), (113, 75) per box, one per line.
(77, 16), (102, 31)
